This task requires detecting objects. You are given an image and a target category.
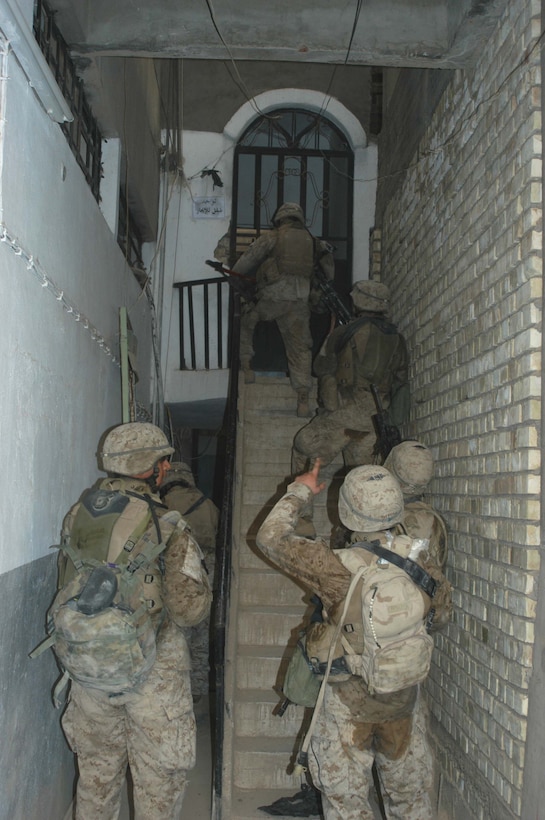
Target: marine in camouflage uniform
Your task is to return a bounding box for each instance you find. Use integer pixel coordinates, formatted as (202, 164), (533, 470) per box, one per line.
(160, 461), (219, 698)
(256, 460), (451, 820)
(232, 202), (335, 417)
(59, 423), (212, 820)
(292, 280), (409, 472)
(384, 439), (448, 571)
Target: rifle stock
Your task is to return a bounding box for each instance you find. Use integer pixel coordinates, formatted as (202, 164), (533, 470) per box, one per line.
(312, 266), (352, 325)
(370, 383), (402, 462)
(205, 259), (256, 303)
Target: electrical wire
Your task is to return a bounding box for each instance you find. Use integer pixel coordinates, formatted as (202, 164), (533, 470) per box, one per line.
(0, 224), (119, 363)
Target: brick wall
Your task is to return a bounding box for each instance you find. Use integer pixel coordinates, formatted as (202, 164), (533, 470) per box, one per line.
(377, 1), (542, 817)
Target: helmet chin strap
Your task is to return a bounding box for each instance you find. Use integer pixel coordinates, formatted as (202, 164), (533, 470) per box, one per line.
(142, 460), (162, 494)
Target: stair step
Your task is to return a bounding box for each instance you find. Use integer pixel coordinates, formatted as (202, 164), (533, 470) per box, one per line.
(238, 571), (308, 608)
(233, 738), (302, 790)
(230, 787), (322, 820)
(237, 610), (308, 648)
(235, 698), (309, 739)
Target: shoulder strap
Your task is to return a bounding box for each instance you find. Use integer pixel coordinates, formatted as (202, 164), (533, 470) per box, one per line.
(182, 494), (208, 517)
(351, 541), (437, 598)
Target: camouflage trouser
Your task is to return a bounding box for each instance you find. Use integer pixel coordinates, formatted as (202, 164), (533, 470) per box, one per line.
(240, 298), (312, 392)
(292, 394), (377, 474)
(308, 685), (433, 820)
(186, 547), (216, 697)
(62, 622), (195, 820)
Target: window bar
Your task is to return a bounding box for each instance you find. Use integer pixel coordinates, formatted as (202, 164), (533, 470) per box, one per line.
(217, 280), (224, 369)
(254, 156), (261, 232)
(300, 155), (308, 221)
(322, 157), (331, 238)
(178, 287), (186, 370)
(187, 285), (197, 370)
(203, 282), (210, 369)
(278, 154), (284, 206)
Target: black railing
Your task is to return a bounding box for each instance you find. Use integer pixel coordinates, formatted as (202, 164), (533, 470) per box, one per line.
(172, 277), (240, 815)
(212, 292), (242, 815)
(174, 278), (233, 370)
(33, 0), (102, 202)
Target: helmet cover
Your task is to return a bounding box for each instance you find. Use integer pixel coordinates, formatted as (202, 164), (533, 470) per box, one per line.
(273, 202), (305, 226)
(100, 422), (174, 476)
(384, 440), (434, 496)
(351, 280), (390, 313)
(338, 465), (403, 532)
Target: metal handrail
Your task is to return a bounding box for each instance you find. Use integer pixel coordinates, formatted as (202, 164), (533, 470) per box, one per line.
(171, 276), (240, 816)
(213, 290), (241, 816)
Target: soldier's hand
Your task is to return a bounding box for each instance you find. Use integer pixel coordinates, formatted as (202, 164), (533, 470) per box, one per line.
(295, 458), (326, 495)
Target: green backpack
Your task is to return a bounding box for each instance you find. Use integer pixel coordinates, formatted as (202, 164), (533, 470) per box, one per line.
(31, 486), (180, 703)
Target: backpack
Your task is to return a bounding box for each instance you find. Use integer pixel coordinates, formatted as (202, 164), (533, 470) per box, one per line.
(31, 487), (181, 702)
(306, 537), (437, 695)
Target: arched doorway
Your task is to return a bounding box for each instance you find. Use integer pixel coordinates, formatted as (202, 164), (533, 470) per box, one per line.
(230, 107), (354, 371)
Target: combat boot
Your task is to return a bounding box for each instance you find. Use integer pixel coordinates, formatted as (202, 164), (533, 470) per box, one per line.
(296, 390), (311, 418)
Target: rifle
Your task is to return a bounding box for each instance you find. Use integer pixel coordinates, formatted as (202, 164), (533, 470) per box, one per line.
(205, 259), (256, 303)
(370, 383), (402, 462)
(311, 265), (352, 326)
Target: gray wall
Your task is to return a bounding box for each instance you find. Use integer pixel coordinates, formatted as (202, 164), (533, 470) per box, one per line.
(0, 557), (74, 820)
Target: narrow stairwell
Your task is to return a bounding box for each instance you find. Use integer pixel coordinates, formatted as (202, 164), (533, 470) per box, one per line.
(221, 374), (345, 820)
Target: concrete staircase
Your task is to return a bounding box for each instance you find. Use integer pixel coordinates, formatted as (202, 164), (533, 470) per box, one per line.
(219, 373), (345, 820)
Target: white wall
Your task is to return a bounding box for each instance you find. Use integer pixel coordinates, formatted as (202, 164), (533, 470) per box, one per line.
(0, 36), (153, 575)
(0, 12), (156, 818)
(160, 90), (378, 406)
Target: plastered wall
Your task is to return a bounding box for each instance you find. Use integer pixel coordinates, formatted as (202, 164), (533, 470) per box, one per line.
(0, 20), (154, 819)
(377, 1), (542, 817)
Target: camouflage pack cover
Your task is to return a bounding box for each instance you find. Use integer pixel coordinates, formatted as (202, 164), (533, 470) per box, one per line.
(305, 537), (434, 695)
(43, 488), (180, 694)
(333, 542), (434, 694)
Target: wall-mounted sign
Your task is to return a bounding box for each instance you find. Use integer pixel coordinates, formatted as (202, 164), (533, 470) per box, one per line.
(193, 196), (225, 219)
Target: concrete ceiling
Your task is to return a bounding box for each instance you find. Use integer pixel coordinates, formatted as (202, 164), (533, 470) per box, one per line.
(52, 0), (508, 70)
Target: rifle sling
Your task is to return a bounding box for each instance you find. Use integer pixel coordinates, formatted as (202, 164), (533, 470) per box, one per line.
(334, 315), (399, 355)
(351, 540), (437, 599)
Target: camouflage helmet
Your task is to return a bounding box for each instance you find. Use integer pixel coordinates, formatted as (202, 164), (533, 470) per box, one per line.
(100, 422), (174, 476)
(384, 440), (434, 496)
(160, 460), (196, 489)
(350, 280), (390, 313)
(338, 465), (403, 532)
(273, 202), (305, 226)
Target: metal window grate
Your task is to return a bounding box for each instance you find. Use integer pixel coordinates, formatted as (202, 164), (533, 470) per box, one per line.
(33, 0), (102, 201)
(117, 187), (145, 272)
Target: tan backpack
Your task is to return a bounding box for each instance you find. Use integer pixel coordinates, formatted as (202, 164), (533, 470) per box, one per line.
(306, 536), (437, 695)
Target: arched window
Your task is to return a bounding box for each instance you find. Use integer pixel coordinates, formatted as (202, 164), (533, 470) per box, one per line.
(232, 107), (354, 369)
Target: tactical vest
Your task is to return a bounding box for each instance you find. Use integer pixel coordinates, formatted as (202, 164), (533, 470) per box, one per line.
(256, 224), (315, 289)
(334, 316), (401, 394)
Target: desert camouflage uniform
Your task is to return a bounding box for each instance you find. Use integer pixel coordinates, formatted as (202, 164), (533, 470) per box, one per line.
(60, 476), (212, 820)
(161, 481), (219, 697)
(292, 314), (408, 472)
(232, 221), (334, 392)
(256, 481), (451, 820)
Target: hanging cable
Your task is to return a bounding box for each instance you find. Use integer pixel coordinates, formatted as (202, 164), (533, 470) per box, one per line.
(0, 224), (118, 363)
